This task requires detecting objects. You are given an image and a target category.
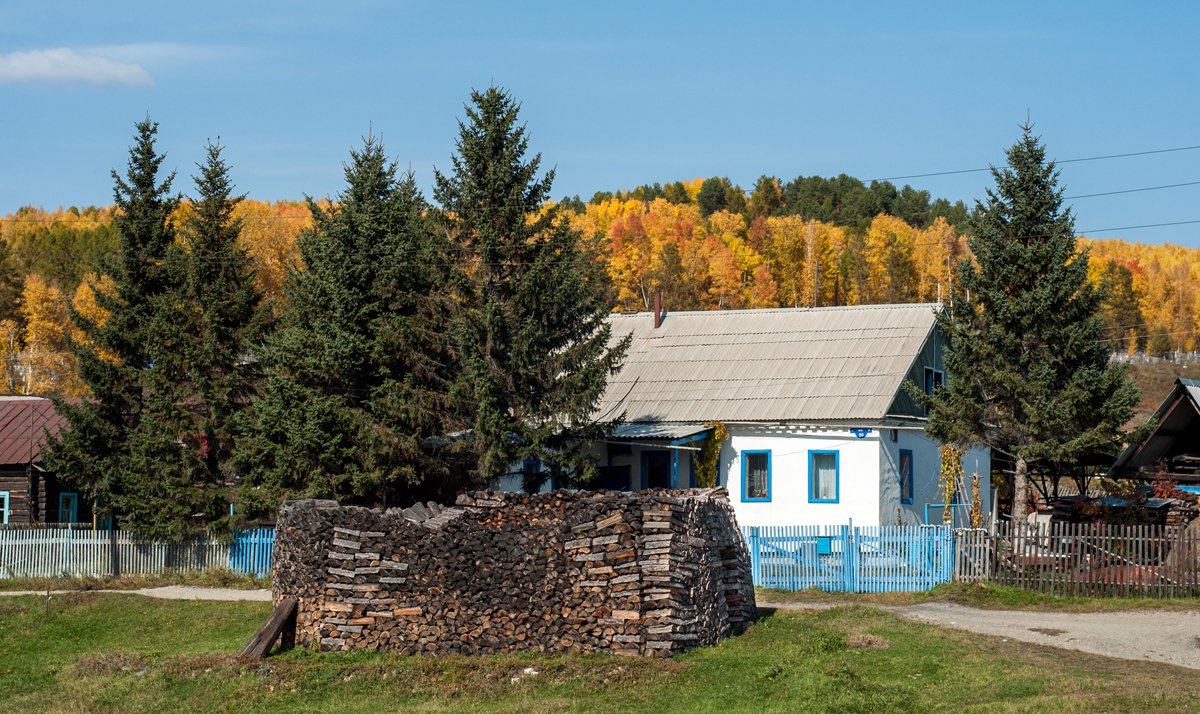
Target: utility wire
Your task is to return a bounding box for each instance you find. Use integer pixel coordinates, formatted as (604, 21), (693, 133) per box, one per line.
(868, 143), (1200, 182)
(1064, 180), (1200, 200)
(7, 142), (1200, 220)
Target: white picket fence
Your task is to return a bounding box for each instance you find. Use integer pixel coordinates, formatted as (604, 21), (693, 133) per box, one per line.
(0, 526), (273, 579)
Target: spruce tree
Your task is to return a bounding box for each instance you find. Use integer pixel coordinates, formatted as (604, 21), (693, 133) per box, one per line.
(141, 141), (266, 532)
(46, 118), (182, 533)
(434, 87), (628, 483)
(234, 136), (456, 516)
(925, 124), (1139, 523)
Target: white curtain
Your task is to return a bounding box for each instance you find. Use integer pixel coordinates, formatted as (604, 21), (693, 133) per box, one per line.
(813, 453), (837, 500)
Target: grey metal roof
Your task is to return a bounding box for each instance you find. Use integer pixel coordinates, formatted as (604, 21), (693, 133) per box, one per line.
(597, 303), (940, 424)
(610, 423), (712, 441)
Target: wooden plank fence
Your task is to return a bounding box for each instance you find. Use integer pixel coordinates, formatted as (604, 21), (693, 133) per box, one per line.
(0, 525), (274, 579)
(978, 521), (1200, 598)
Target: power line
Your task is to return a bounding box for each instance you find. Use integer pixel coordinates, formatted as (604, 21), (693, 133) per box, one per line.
(1064, 180), (1200, 200)
(1077, 219), (1200, 235)
(867, 143), (1200, 182)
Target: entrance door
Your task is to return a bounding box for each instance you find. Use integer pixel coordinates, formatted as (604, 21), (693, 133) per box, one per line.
(59, 492), (78, 523)
(641, 451), (672, 490)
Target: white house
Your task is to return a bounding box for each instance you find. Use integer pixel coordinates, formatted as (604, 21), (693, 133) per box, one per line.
(583, 303), (991, 528)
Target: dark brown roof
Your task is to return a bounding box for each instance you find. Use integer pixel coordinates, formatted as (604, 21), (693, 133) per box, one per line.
(0, 397), (69, 466)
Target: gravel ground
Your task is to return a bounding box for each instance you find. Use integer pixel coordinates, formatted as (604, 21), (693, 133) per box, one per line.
(764, 599), (1200, 670)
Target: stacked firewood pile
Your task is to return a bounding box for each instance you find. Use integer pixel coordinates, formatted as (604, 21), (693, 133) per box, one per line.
(1166, 489), (1200, 527)
(271, 488), (756, 657)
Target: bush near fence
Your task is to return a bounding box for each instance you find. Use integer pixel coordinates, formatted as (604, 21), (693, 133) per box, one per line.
(0, 525), (274, 579)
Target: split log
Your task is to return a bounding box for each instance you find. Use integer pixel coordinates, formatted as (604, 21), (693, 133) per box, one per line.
(239, 597), (297, 660)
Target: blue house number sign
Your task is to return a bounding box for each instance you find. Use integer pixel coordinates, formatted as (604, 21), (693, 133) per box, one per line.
(850, 428), (872, 439)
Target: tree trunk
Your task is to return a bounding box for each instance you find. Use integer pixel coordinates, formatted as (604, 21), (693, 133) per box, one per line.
(1011, 455), (1030, 524)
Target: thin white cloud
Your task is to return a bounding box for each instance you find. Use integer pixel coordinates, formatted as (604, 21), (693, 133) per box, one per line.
(0, 47), (152, 86)
(85, 42), (235, 64)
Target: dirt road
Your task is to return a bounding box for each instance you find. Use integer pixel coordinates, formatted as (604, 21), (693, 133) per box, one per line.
(764, 599), (1200, 670)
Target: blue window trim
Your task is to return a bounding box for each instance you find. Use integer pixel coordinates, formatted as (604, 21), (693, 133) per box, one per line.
(0, 491), (8, 524)
(808, 450), (840, 503)
(899, 449), (914, 505)
(741, 450), (772, 502)
(59, 491), (79, 523)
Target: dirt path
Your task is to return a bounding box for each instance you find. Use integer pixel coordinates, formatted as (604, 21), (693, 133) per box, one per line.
(0, 586), (272, 601)
(763, 599), (1200, 670)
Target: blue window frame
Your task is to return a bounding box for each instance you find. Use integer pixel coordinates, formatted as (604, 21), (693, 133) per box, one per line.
(59, 491), (79, 523)
(808, 450), (839, 503)
(899, 450), (914, 504)
(741, 450), (771, 502)
(0, 491), (8, 524)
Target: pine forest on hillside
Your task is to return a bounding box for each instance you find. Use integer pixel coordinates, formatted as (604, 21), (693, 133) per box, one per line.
(0, 170), (1196, 400)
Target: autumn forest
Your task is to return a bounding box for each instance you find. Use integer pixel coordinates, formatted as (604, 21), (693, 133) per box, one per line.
(0, 172), (1195, 398)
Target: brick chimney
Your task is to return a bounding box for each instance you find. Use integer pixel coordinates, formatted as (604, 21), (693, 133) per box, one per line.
(653, 288), (663, 328)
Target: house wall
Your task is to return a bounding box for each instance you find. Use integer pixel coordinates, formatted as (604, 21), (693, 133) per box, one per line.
(887, 325), (946, 418)
(876, 430), (992, 526)
(719, 427), (883, 527)
(599, 442), (698, 490)
(0, 468), (89, 525)
(0, 469), (31, 524)
(493, 442), (700, 494)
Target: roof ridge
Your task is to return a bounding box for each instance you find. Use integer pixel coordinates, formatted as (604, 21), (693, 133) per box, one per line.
(609, 303), (942, 318)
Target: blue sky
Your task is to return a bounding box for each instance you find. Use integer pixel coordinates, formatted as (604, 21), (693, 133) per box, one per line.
(3, 1), (1199, 245)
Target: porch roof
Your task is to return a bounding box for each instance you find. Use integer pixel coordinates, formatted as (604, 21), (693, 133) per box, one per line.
(610, 422), (712, 442)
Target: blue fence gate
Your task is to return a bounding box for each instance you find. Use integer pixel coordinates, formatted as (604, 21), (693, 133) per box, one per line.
(230, 528), (275, 578)
(742, 524), (955, 592)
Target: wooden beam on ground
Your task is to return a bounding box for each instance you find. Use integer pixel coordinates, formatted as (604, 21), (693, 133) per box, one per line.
(239, 597), (296, 660)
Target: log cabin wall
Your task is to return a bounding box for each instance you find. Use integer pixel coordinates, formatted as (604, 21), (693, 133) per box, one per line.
(272, 488), (757, 657)
(0, 469), (32, 524)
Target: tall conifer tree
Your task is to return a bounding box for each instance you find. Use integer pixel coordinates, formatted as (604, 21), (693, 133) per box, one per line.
(235, 136), (456, 515)
(46, 118), (183, 533)
(139, 141), (267, 532)
(925, 124), (1139, 523)
(434, 87), (627, 483)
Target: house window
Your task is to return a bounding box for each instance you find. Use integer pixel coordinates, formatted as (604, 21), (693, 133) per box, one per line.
(899, 450), (913, 504)
(0, 491), (8, 524)
(59, 492), (79, 523)
(923, 367), (944, 395)
(809, 451), (839, 503)
(742, 450), (771, 502)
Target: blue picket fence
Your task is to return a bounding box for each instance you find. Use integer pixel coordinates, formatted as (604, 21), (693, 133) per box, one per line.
(230, 528), (275, 577)
(742, 524), (955, 592)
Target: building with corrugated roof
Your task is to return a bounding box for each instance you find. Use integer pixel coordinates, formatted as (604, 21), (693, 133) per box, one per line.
(0, 396), (87, 525)
(575, 302), (992, 528)
(1110, 378), (1200, 483)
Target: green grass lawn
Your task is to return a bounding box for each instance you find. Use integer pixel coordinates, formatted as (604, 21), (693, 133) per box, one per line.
(758, 581), (1200, 612)
(1, 592), (1197, 713)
